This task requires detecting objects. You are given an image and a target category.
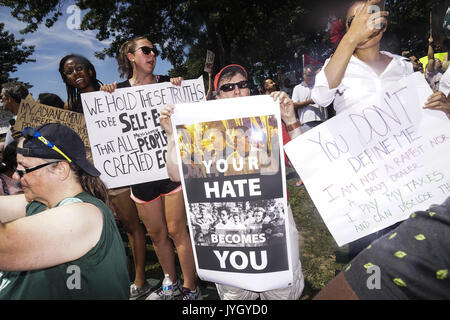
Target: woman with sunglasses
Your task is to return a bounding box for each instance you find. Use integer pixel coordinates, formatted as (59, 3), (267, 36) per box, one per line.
(101, 36), (200, 300)
(0, 123), (129, 299)
(60, 53), (148, 299)
(59, 54), (103, 113)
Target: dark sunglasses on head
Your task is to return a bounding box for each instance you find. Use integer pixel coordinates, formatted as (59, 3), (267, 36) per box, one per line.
(135, 46), (159, 56)
(64, 64), (86, 76)
(219, 80), (250, 92)
(15, 161), (62, 178)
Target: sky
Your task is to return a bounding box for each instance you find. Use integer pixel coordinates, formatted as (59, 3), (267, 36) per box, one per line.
(1, 3), (172, 101)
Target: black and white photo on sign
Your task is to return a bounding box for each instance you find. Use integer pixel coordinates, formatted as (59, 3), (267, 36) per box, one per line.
(189, 198), (286, 248)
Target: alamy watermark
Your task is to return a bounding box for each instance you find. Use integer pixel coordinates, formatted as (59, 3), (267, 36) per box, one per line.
(66, 265), (81, 290)
(66, 5), (81, 30)
(366, 265), (381, 290)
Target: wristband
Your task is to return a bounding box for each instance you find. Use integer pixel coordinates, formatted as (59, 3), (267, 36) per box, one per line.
(286, 121), (301, 132)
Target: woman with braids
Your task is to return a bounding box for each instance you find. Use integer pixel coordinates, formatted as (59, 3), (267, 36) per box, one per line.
(0, 123), (129, 299)
(58, 54), (102, 113)
(60, 53), (147, 299)
(101, 36), (200, 300)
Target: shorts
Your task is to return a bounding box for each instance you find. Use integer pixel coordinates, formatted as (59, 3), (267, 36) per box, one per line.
(130, 179), (182, 204)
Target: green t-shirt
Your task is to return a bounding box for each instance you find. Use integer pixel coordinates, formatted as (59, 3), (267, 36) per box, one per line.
(0, 192), (130, 300)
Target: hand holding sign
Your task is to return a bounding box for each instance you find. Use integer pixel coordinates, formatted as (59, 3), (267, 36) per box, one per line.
(81, 77), (206, 188)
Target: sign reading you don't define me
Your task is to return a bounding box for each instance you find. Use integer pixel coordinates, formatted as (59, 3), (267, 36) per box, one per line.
(285, 72), (450, 247)
(81, 77), (206, 188)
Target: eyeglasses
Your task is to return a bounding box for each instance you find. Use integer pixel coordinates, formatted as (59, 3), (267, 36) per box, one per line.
(63, 64), (87, 76)
(15, 161), (62, 178)
(22, 127), (72, 163)
(219, 80), (250, 92)
(134, 46), (159, 56)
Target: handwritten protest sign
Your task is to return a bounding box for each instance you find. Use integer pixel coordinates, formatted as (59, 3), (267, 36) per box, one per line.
(171, 95), (294, 292)
(285, 73), (450, 246)
(204, 50), (215, 73)
(14, 99), (90, 147)
(81, 77), (206, 188)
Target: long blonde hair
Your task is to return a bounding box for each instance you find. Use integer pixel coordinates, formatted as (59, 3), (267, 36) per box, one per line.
(117, 36), (148, 79)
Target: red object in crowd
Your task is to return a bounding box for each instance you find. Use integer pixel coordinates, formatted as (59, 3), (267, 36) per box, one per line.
(330, 18), (345, 48)
(302, 54), (323, 69)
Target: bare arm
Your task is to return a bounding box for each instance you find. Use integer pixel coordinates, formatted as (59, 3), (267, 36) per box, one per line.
(324, 0), (389, 89)
(160, 104), (181, 182)
(0, 202), (103, 271)
(293, 99), (314, 109)
(0, 194), (28, 223)
(427, 36), (436, 73)
(270, 91), (303, 140)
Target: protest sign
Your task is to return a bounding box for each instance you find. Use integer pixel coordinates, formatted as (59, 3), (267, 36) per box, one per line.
(81, 77), (206, 188)
(171, 95), (293, 292)
(204, 50), (215, 73)
(285, 72), (450, 246)
(14, 99), (89, 147)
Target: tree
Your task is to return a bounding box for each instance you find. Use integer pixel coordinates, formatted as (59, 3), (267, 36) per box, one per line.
(2, 0), (449, 88)
(0, 22), (35, 87)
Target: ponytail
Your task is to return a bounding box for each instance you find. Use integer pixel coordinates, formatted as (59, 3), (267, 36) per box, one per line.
(117, 36), (148, 79)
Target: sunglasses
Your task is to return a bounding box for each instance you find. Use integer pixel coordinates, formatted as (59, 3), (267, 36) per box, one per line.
(22, 127), (72, 163)
(219, 80), (250, 92)
(15, 161), (63, 178)
(64, 64), (87, 76)
(134, 46), (159, 56)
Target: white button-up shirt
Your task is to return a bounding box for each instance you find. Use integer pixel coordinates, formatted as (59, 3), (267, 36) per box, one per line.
(312, 51), (414, 114)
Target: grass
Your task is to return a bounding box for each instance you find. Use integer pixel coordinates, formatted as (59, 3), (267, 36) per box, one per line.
(285, 168), (348, 299)
(121, 167), (349, 300)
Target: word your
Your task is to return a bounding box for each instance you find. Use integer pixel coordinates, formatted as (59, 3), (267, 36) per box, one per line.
(203, 157), (259, 175)
(178, 126), (280, 172)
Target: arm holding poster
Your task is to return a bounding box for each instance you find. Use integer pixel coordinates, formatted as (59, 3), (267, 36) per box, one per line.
(159, 104), (181, 182)
(270, 91), (303, 140)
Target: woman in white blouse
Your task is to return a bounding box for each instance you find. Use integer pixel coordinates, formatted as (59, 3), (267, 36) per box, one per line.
(312, 0), (412, 259)
(312, 0), (414, 114)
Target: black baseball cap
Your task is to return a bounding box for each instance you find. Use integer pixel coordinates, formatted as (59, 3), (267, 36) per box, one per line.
(17, 123), (100, 177)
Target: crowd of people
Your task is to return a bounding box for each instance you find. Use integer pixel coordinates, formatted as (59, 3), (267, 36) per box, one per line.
(0, 0), (449, 300)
